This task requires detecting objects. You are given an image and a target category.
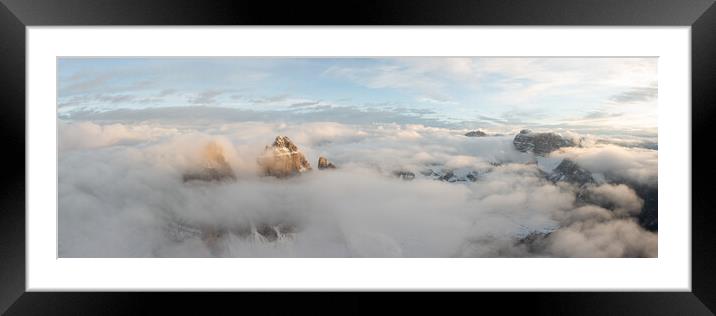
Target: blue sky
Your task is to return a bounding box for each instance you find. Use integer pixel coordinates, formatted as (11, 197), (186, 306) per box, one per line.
(57, 57), (657, 132)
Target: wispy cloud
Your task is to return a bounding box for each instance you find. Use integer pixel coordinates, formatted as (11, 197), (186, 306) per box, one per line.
(609, 86), (658, 103)
(188, 89), (226, 105)
(96, 94), (136, 103)
(323, 58), (476, 103)
(60, 105), (454, 128)
(582, 111), (624, 120)
(157, 89), (177, 97)
(57, 57), (658, 130)
(290, 101), (322, 108)
(58, 120), (658, 257)
(250, 94), (289, 104)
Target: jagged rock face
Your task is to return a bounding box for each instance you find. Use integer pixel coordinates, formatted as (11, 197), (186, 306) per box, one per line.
(548, 159), (594, 186)
(635, 185), (658, 231)
(258, 136), (312, 178)
(421, 168), (479, 182)
(317, 156), (336, 170)
(393, 170), (416, 181)
(465, 130), (487, 137)
(545, 158), (658, 232)
(182, 141), (236, 183)
(513, 129), (575, 156)
(610, 180), (657, 232)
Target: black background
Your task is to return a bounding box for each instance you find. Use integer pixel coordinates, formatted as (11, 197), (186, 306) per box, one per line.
(1, 0), (714, 314)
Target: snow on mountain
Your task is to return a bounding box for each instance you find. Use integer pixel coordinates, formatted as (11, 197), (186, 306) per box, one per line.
(257, 136), (312, 178)
(421, 167), (481, 182)
(536, 156), (563, 174)
(547, 159), (595, 186)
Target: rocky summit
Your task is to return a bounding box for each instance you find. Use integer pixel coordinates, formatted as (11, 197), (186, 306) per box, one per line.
(393, 170), (416, 181)
(548, 159), (594, 186)
(465, 130), (487, 137)
(258, 136), (312, 178)
(421, 168), (480, 182)
(513, 129), (575, 156)
(317, 156), (337, 170)
(182, 141), (236, 183)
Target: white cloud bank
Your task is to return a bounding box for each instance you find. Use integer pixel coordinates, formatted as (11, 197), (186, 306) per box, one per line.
(58, 121), (657, 257)
(550, 145), (658, 187)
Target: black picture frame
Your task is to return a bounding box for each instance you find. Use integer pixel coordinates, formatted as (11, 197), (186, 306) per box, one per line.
(1, 0), (714, 314)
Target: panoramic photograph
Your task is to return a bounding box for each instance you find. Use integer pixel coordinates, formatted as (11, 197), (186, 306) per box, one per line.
(57, 57), (658, 258)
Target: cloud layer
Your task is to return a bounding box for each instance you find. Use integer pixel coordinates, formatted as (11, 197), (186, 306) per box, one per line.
(58, 121), (657, 257)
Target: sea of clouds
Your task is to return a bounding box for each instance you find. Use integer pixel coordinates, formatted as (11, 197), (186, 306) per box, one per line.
(58, 120), (658, 258)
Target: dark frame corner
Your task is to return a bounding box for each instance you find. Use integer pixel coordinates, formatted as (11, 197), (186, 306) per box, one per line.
(1, 0), (715, 314)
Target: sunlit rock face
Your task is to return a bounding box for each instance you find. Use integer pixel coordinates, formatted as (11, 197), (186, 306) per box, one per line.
(317, 156), (336, 170)
(464, 130), (487, 137)
(258, 136), (312, 178)
(513, 129), (575, 156)
(182, 141), (236, 183)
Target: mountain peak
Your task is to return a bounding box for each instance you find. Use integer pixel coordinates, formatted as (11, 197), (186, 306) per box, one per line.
(318, 156), (337, 170)
(182, 141), (236, 183)
(465, 130), (487, 137)
(258, 136), (312, 178)
(272, 135), (299, 152)
(513, 130), (575, 156)
(548, 158), (594, 185)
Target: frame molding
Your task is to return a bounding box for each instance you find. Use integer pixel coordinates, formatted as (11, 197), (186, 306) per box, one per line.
(1, 0), (714, 314)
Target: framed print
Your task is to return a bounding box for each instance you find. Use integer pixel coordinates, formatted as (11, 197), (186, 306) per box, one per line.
(1, 0), (715, 314)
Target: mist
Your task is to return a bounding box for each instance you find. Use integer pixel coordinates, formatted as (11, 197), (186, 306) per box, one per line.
(58, 120), (657, 257)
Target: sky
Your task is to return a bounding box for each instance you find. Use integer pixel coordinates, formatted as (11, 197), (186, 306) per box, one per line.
(57, 57), (658, 135)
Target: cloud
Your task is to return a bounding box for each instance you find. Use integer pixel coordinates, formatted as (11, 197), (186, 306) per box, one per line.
(58, 121), (657, 258)
(58, 121), (178, 150)
(542, 219), (657, 258)
(290, 101), (321, 108)
(188, 90), (225, 105)
(58, 95), (92, 108)
(58, 94), (137, 108)
(416, 96), (457, 105)
(585, 184), (644, 217)
(550, 145), (658, 187)
(610, 86), (658, 103)
(581, 111), (624, 120)
(60, 105), (455, 128)
(473, 58), (658, 112)
(57, 58), (658, 134)
(323, 57), (476, 103)
(157, 89), (177, 97)
(96, 94), (136, 103)
(61, 71), (156, 98)
(61, 73), (115, 96)
(250, 94), (289, 104)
